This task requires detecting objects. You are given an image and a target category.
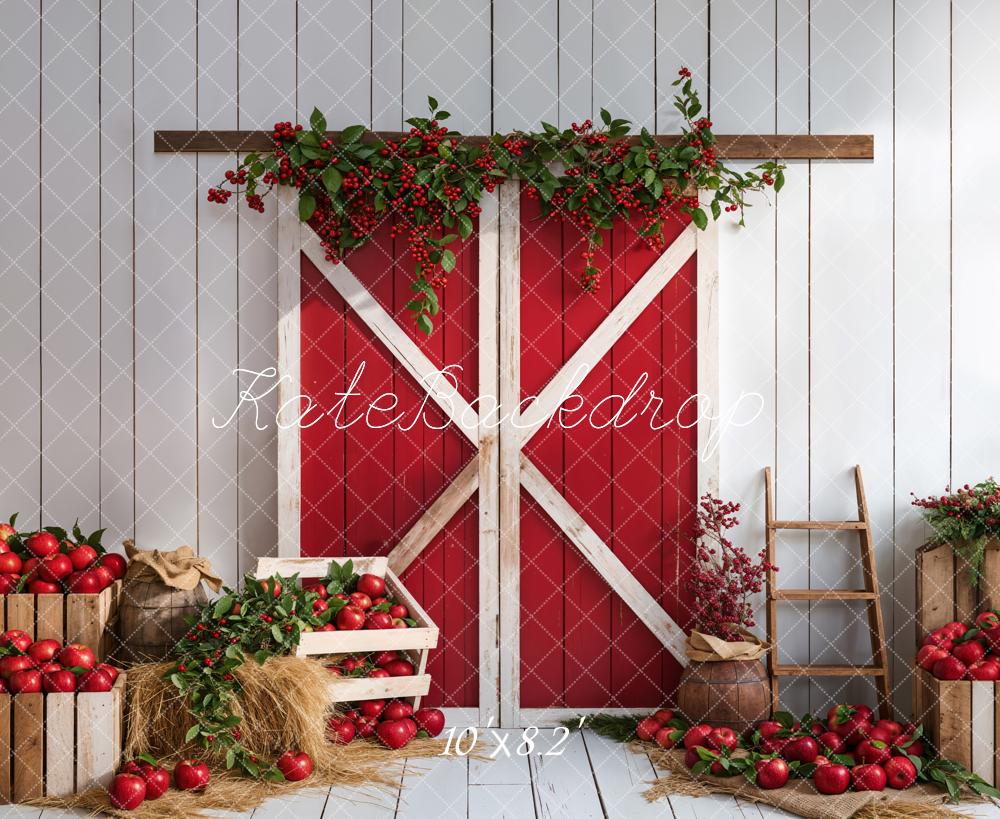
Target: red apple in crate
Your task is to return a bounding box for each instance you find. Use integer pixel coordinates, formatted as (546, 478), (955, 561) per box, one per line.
(58, 643), (96, 671)
(374, 650), (398, 667)
(68, 544), (98, 571)
(754, 758), (789, 790)
(922, 628), (953, 651)
(817, 731), (845, 755)
(328, 716), (356, 744)
(349, 592), (372, 611)
(42, 669), (76, 693)
(138, 762), (170, 800)
(813, 763), (850, 795)
(37, 553), (72, 583)
(952, 640), (986, 666)
(97, 663), (120, 683)
(894, 734), (925, 758)
(866, 725), (893, 745)
(383, 659), (415, 677)
(66, 570), (103, 594)
(0, 655), (34, 680)
(25, 531), (59, 558)
(874, 719), (902, 740)
(370, 668), (389, 678)
(26, 639), (60, 665)
(356, 573), (386, 599)
(391, 618), (408, 629)
(366, 611), (393, 630)
(355, 715), (379, 738)
(884, 756), (917, 790)
(28, 579), (61, 594)
(852, 763), (887, 792)
(277, 750), (313, 782)
(312, 598), (328, 615)
(92, 565), (115, 590)
(916, 645), (950, 671)
(376, 719), (412, 750)
(932, 655), (967, 680)
(0, 522), (15, 544)
(304, 581), (328, 599)
(0, 552), (22, 575)
(98, 552), (127, 580)
(174, 760), (210, 791)
(383, 700), (414, 721)
(360, 699), (386, 718)
(388, 603), (409, 619)
(413, 707), (445, 738)
(9, 669), (42, 694)
(941, 621), (967, 639)
(336, 605), (365, 631)
(782, 736), (819, 764)
(855, 739), (891, 765)
(77, 668), (114, 692)
(0, 574), (18, 595)
(968, 659), (1000, 681)
(1, 629), (33, 653)
(705, 727), (738, 753)
(108, 772), (146, 810)
(976, 611), (1000, 631)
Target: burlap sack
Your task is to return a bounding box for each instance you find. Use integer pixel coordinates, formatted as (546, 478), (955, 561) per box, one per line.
(686, 628), (767, 662)
(122, 539), (222, 592)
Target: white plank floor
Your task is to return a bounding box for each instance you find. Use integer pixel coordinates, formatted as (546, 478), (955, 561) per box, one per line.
(16, 730), (1000, 818)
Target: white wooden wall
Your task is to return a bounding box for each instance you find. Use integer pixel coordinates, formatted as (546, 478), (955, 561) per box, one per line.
(1, 0), (996, 717)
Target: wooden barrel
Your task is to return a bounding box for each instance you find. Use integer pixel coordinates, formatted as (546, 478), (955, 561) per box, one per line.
(676, 659), (770, 732)
(115, 579), (208, 664)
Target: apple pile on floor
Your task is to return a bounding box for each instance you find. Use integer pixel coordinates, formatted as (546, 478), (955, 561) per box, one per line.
(0, 631), (118, 693)
(302, 561), (417, 631)
(917, 611), (1000, 680)
(328, 699), (445, 749)
(326, 649), (416, 679)
(633, 703), (999, 799)
(0, 515), (126, 595)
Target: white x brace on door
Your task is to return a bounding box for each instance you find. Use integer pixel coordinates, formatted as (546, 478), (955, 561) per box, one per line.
(276, 181), (720, 727)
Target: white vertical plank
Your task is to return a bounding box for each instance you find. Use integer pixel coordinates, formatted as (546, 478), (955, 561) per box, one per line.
(594, 0), (655, 130)
(403, 0), (491, 133)
(396, 754), (468, 819)
(894, 0), (951, 718)
(774, 0), (812, 718)
(76, 691), (116, 789)
(237, 0), (295, 576)
(197, 0), (239, 581)
(493, 0), (558, 132)
(656, 0), (709, 132)
(478, 190), (501, 727)
(582, 730), (657, 819)
(498, 181), (520, 728)
(558, 0), (592, 126)
(133, 0), (198, 547)
(372, 0), (403, 131)
(41, 0), (101, 528)
(0, 0), (41, 527)
(530, 731), (603, 819)
(971, 681), (995, 785)
(298, 0), (370, 127)
(44, 693), (75, 797)
(809, 0), (894, 710)
(100, 0), (135, 540)
(697, 205), (721, 501)
(953, 4), (1000, 489)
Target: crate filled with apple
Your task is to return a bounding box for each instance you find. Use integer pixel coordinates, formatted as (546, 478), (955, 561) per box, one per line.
(913, 610), (1000, 783)
(253, 556), (438, 709)
(0, 516), (126, 659)
(0, 631), (125, 803)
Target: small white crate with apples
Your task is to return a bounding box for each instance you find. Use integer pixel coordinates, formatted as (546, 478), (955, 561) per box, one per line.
(253, 556), (438, 708)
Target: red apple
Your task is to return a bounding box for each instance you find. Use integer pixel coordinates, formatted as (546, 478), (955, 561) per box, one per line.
(373, 650), (398, 667)
(952, 640), (986, 667)
(365, 611), (393, 630)
(57, 643), (96, 671)
(756, 720), (784, 740)
(97, 663), (120, 683)
(852, 763), (887, 791)
(174, 759), (210, 791)
(383, 700), (414, 721)
(817, 731), (845, 755)
(652, 708), (674, 724)
(683, 747), (701, 769)
(77, 668), (113, 692)
(683, 724), (713, 750)
(335, 605), (366, 631)
(42, 669), (77, 693)
(813, 763), (851, 795)
(21, 557), (40, 582)
(0, 523), (15, 544)
(855, 739), (891, 765)
(391, 618), (408, 629)
(359, 699), (386, 718)
(413, 707), (445, 737)
(108, 772), (146, 810)
(760, 737), (790, 755)
(370, 668), (389, 678)
(813, 755), (831, 767)
(68, 544), (98, 571)
(635, 716), (662, 742)
(25, 531), (60, 558)
(0, 574), (18, 595)
(968, 659), (1000, 681)
(782, 736), (819, 764)
(355, 715), (379, 738)
(98, 552), (127, 580)
(0, 655), (34, 680)
(66, 570), (103, 594)
(312, 598), (328, 615)
(349, 592), (372, 610)
(37, 553), (72, 583)
(304, 581), (328, 599)
(654, 726), (681, 749)
(705, 726), (738, 753)
(884, 756), (917, 789)
(382, 659), (415, 677)
(867, 726), (893, 745)
(755, 757), (789, 790)
(916, 644), (950, 671)
(276, 750), (313, 782)
(9, 669), (42, 694)
(941, 621), (968, 639)
(1, 629), (33, 653)
(932, 655), (967, 680)
(138, 762), (170, 800)
(376, 719), (413, 750)
(356, 573), (386, 599)
(328, 716), (356, 744)
(976, 611), (1000, 631)
(0, 552), (22, 575)
(873, 719), (903, 740)
(91, 565), (115, 590)
(27, 639), (60, 665)
(893, 734), (925, 758)
(388, 603), (409, 619)
(28, 579), (61, 594)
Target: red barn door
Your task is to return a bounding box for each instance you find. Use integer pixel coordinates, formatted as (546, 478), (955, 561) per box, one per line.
(278, 182), (718, 725)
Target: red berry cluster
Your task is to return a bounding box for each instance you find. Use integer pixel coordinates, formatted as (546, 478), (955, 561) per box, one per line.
(685, 494), (777, 641)
(912, 478), (1000, 580)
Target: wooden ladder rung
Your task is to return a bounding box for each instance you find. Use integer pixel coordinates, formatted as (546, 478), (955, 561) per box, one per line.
(771, 589), (876, 601)
(772, 664), (887, 677)
(769, 520), (867, 531)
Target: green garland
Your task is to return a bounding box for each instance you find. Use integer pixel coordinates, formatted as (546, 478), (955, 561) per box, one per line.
(208, 67), (784, 334)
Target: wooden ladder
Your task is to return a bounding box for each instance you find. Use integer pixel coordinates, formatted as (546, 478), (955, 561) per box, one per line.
(764, 465), (892, 719)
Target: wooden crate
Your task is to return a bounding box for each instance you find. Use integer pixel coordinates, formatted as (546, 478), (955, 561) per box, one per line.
(0, 673), (125, 803)
(916, 539), (1000, 643)
(913, 667), (999, 786)
(254, 556), (437, 707)
(0, 581), (122, 661)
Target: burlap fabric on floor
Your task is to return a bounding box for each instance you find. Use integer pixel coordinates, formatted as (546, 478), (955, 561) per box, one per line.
(644, 748), (983, 819)
(29, 655), (451, 818)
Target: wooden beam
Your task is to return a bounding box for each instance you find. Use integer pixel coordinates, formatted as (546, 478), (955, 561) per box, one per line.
(154, 130), (873, 160)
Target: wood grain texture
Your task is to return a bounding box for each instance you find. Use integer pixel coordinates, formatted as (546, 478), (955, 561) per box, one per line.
(154, 131), (874, 159)
(44, 692), (75, 797)
(12, 693), (43, 801)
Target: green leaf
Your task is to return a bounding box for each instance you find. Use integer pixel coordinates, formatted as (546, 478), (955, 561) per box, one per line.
(298, 194), (317, 221)
(416, 314), (433, 335)
(440, 249), (456, 273)
(254, 649), (270, 665)
(458, 214), (474, 239)
(310, 107), (327, 135)
(427, 95), (439, 112)
(600, 108), (612, 126)
(340, 124), (365, 144)
(185, 724), (201, 743)
(213, 595), (234, 619)
(690, 207), (708, 230)
(226, 748), (237, 769)
(775, 169), (786, 192)
(322, 166), (343, 195)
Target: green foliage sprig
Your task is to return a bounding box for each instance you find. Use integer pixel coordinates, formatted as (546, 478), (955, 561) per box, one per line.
(209, 67), (784, 334)
(913, 478), (1000, 582)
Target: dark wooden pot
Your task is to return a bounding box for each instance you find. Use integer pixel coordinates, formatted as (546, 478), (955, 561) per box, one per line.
(676, 659), (770, 732)
(115, 579), (209, 664)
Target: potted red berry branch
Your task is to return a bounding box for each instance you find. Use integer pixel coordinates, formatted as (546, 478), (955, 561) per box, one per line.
(208, 67), (784, 334)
